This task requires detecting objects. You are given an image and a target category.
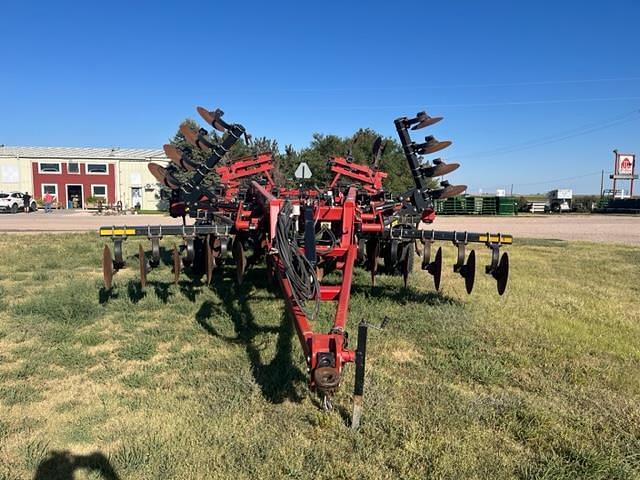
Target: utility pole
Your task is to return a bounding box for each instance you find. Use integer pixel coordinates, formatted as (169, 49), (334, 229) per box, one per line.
(600, 169), (604, 198)
(612, 149), (618, 197)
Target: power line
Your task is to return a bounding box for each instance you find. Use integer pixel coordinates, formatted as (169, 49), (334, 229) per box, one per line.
(514, 171), (603, 187)
(235, 76), (640, 94)
(478, 171), (603, 192)
(230, 96), (640, 112)
(453, 109), (640, 159)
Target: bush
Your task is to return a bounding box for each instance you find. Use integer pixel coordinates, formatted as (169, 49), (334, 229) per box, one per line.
(85, 196), (103, 204)
(517, 196), (530, 212)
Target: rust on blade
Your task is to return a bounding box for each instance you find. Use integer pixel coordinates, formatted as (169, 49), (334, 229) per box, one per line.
(422, 161), (460, 177)
(418, 136), (452, 155)
(411, 115), (443, 130)
(148, 163), (179, 189)
(179, 123), (213, 151)
(197, 106), (226, 132)
(148, 162), (167, 183)
(432, 184), (467, 199)
(103, 244), (113, 289)
(163, 145), (189, 171)
(431, 162), (459, 177)
(197, 106), (215, 126)
(164, 144), (198, 171)
(206, 235), (215, 285)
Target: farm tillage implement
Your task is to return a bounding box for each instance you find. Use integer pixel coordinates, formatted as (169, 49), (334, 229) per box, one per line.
(99, 107), (512, 428)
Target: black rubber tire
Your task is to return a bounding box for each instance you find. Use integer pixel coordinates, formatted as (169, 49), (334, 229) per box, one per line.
(10, 203), (18, 214)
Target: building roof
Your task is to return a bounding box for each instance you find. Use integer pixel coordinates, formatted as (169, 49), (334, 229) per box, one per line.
(0, 145), (167, 161)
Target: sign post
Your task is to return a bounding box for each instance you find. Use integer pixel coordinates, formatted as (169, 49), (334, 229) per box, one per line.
(294, 162), (313, 180)
(610, 150), (637, 198)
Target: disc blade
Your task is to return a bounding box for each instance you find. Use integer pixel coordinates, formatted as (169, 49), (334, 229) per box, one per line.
(464, 250), (476, 294)
(179, 123), (213, 150)
(495, 252), (509, 295)
(367, 239), (380, 287)
(148, 163), (179, 189)
(401, 242), (414, 288)
(431, 184), (467, 199)
(431, 247), (442, 291)
(163, 144), (195, 171)
(432, 162), (460, 177)
(197, 106), (215, 126)
(172, 244), (181, 285)
(163, 144), (183, 164)
(421, 241), (431, 270)
(411, 115), (443, 130)
(102, 244), (113, 289)
(148, 162), (167, 183)
(233, 238), (246, 285)
(197, 106), (227, 132)
(206, 235), (215, 285)
(417, 139), (452, 155)
(179, 123), (199, 146)
(420, 162), (460, 178)
(138, 243), (147, 289)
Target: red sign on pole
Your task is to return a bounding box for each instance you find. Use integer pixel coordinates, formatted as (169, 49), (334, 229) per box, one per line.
(617, 154), (635, 175)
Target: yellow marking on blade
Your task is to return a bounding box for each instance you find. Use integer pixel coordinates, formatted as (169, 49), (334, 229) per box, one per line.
(99, 228), (136, 236)
(478, 235), (513, 244)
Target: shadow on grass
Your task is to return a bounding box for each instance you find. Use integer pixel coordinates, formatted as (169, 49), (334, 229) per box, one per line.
(34, 450), (120, 480)
(351, 282), (461, 306)
(98, 288), (118, 304)
(127, 281), (145, 303)
(196, 268), (306, 404)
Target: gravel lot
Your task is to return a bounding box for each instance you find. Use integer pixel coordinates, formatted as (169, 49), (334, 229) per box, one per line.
(434, 214), (640, 245)
(0, 211), (639, 244)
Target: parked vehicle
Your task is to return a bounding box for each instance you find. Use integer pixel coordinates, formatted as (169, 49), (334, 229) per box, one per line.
(547, 189), (573, 213)
(0, 192), (38, 213)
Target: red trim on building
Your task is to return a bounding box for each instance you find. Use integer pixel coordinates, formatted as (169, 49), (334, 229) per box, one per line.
(32, 162), (116, 206)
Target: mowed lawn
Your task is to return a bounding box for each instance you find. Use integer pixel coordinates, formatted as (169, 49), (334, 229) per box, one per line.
(0, 233), (639, 479)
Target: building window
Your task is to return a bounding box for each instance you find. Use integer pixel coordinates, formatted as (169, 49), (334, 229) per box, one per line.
(41, 184), (58, 198)
(87, 163), (108, 174)
(38, 162), (61, 173)
(68, 162), (80, 174)
(91, 185), (107, 198)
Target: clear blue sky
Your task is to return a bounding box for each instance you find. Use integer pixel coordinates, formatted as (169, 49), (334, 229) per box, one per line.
(1, 0), (639, 193)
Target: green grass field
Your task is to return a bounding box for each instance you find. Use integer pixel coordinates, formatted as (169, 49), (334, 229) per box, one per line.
(0, 234), (639, 479)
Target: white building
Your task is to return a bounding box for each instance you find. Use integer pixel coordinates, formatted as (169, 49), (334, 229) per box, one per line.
(0, 146), (168, 210)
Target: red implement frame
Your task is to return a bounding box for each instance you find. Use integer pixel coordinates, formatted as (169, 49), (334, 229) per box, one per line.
(248, 180), (361, 390)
